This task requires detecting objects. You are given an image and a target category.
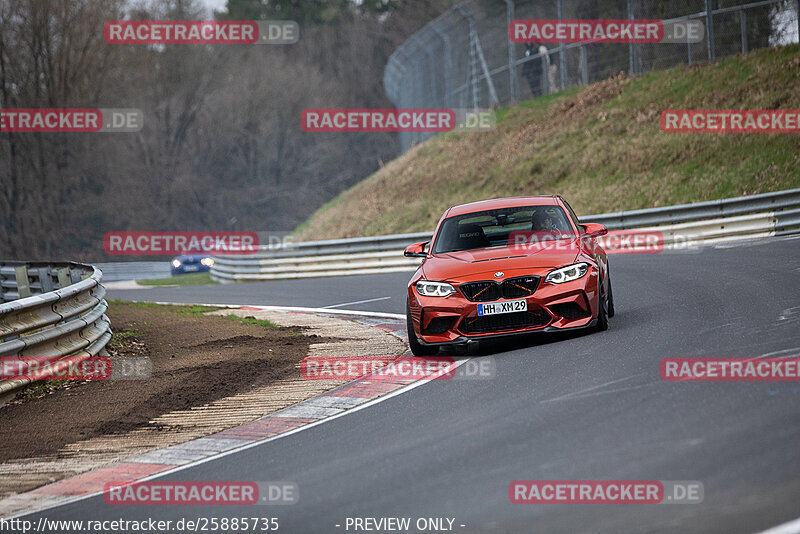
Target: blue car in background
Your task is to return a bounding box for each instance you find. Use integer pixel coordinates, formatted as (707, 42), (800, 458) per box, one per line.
(171, 255), (214, 275)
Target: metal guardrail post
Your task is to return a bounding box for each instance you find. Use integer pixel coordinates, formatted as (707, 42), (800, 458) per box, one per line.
(14, 266), (31, 299)
(39, 267), (54, 293)
(57, 267), (72, 288)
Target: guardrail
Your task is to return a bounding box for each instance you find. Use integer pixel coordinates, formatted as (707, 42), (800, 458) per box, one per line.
(210, 188), (800, 282)
(0, 262), (111, 405)
(94, 261), (171, 282)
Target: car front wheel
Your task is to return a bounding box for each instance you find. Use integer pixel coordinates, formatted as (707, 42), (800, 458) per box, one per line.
(406, 300), (439, 356)
(596, 277), (609, 332)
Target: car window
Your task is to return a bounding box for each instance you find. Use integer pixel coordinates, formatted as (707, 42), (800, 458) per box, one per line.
(432, 205), (576, 253)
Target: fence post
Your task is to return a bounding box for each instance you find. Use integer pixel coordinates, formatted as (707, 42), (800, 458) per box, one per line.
(796, 0), (800, 44)
(627, 0), (638, 75)
(706, 0), (715, 60)
(394, 49), (413, 150)
(456, 5), (500, 109)
(797, 0), (800, 44)
(414, 59), (426, 142)
(469, 28), (480, 110)
(506, 0), (519, 103)
(558, 0), (567, 89)
(541, 50), (550, 95)
(580, 45), (588, 85)
(413, 34), (438, 109)
(432, 25), (452, 107)
(739, 10), (748, 54)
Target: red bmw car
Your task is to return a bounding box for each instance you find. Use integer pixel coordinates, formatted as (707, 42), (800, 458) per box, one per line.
(404, 196), (615, 355)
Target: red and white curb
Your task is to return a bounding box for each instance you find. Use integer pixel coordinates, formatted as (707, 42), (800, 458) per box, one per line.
(3, 304), (466, 519)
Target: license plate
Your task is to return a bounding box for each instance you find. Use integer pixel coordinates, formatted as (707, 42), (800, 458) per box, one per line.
(477, 299), (527, 316)
(182, 265), (199, 272)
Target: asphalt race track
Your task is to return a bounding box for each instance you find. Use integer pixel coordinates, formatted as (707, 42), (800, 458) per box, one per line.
(35, 237), (800, 533)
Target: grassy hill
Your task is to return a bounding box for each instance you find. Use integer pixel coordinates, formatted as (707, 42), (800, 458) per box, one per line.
(296, 44), (800, 240)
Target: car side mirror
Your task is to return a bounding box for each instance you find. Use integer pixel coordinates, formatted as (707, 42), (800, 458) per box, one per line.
(581, 223), (608, 238)
(404, 241), (429, 258)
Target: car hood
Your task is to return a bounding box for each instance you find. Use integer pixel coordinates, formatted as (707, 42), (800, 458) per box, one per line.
(421, 238), (581, 282)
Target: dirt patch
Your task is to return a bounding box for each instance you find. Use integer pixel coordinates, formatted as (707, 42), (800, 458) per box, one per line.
(0, 303), (330, 462)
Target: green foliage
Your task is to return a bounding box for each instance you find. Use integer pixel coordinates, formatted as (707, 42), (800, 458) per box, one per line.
(296, 44), (800, 240)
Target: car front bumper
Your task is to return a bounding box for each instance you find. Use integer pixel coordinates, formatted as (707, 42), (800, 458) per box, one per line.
(408, 271), (601, 346)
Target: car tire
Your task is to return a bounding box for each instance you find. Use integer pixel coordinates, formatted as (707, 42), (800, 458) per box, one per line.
(596, 277), (609, 332)
(407, 301), (439, 356)
(607, 271), (615, 318)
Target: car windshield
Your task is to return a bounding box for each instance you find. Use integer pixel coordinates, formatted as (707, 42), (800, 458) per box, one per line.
(432, 205), (576, 254)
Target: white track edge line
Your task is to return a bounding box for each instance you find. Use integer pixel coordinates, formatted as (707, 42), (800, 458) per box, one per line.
(755, 517), (800, 534)
(10, 337), (466, 519)
(129, 301), (406, 320)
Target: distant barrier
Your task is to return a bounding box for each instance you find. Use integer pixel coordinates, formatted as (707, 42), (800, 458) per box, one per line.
(94, 261), (171, 282)
(210, 188), (800, 282)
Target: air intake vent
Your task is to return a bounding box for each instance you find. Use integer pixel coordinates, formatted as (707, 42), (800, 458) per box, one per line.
(458, 309), (551, 334)
(459, 276), (540, 302)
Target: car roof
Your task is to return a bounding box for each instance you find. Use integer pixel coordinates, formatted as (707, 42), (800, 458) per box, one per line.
(446, 196), (561, 217)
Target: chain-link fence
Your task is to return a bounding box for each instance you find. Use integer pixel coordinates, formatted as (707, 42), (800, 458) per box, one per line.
(384, 0), (800, 151)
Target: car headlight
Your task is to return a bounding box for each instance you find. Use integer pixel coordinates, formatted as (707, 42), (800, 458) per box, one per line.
(201, 257), (214, 267)
(171, 259), (182, 268)
(415, 281), (456, 297)
(544, 262), (590, 284)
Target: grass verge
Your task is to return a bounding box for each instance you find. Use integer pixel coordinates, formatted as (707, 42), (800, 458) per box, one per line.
(136, 273), (216, 287)
(296, 44), (800, 240)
